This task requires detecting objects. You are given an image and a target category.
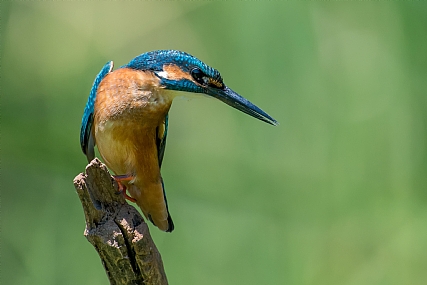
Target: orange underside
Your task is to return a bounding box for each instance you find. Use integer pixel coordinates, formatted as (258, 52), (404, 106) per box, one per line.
(92, 67), (174, 231)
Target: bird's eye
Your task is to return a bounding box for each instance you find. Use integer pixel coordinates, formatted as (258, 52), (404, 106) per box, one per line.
(191, 68), (208, 86)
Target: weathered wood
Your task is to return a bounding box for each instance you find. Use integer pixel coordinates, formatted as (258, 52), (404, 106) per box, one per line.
(73, 159), (168, 285)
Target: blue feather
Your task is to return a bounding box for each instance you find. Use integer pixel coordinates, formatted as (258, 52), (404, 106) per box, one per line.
(80, 61), (113, 162)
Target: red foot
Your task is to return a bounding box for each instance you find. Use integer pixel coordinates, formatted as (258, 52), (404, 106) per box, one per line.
(113, 174), (137, 203)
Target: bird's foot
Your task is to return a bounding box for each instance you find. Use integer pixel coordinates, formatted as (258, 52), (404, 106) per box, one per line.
(113, 174), (137, 202)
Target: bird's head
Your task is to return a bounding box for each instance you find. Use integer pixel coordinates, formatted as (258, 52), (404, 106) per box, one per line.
(126, 50), (277, 126)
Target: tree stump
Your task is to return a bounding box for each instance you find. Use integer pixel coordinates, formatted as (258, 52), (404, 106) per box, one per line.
(73, 158), (168, 285)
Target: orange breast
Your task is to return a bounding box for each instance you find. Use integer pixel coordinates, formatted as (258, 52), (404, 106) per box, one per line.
(92, 68), (174, 231)
(93, 67), (172, 173)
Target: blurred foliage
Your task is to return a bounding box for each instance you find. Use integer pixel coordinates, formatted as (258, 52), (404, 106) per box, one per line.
(1, 2), (427, 285)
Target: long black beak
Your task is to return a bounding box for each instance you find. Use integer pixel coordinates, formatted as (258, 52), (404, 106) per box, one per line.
(208, 86), (278, 126)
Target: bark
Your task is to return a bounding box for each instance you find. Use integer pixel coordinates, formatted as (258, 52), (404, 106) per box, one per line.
(73, 158), (168, 285)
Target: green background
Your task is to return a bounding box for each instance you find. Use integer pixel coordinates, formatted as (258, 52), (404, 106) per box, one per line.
(2, 2), (427, 285)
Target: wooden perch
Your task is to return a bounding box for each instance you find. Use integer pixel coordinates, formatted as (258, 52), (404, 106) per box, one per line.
(73, 158), (168, 285)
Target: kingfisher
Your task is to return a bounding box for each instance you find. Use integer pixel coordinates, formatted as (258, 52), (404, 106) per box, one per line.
(80, 50), (277, 232)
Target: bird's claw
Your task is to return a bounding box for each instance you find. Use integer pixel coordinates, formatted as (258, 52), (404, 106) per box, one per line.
(113, 174), (137, 202)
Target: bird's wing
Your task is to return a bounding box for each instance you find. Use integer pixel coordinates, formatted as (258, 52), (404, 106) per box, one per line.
(156, 113), (174, 232)
(80, 61), (114, 162)
(156, 113), (169, 167)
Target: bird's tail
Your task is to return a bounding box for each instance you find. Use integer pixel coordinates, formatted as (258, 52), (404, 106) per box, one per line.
(127, 179), (174, 232)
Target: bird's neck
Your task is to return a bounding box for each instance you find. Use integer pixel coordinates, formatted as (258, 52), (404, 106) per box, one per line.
(95, 68), (176, 125)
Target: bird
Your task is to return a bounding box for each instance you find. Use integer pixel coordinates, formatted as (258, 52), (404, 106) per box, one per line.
(80, 50), (277, 232)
